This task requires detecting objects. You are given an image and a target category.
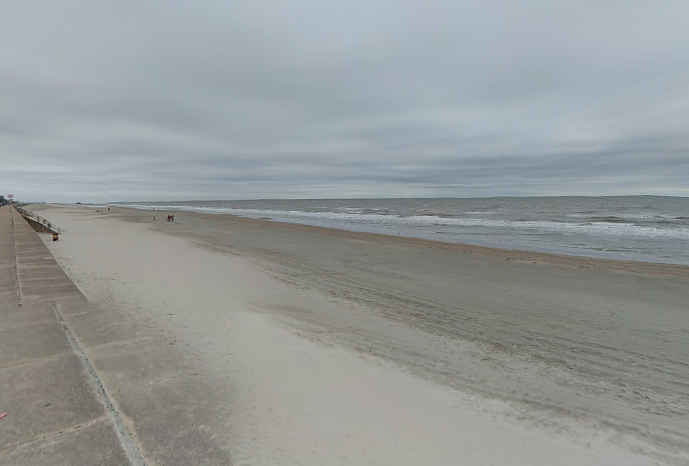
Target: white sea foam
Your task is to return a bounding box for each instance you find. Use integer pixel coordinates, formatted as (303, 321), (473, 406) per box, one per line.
(118, 204), (689, 240)
(114, 197), (689, 265)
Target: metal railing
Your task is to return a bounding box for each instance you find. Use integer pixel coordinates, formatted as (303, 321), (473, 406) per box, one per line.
(14, 206), (66, 234)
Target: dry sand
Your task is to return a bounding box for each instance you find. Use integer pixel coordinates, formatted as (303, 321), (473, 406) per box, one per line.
(36, 205), (689, 465)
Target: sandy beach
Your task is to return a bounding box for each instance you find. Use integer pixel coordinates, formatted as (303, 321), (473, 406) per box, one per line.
(35, 205), (689, 465)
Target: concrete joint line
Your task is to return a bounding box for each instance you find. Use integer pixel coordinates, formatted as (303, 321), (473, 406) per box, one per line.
(0, 351), (74, 371)
(52, 303), (147, 466)
(0, 416), (110, 455)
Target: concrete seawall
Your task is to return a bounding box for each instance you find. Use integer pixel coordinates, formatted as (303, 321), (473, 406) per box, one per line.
(0, 207), (232, 465)
(14, 206), (64, 235)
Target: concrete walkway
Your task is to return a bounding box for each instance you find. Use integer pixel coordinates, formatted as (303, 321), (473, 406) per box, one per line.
(0, 207), (231, 465)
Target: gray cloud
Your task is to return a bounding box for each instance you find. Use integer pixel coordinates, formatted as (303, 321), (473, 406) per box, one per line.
(1, 0), (688, 202)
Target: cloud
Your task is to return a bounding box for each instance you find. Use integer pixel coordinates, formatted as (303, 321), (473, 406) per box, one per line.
(1, 0), (688, 202)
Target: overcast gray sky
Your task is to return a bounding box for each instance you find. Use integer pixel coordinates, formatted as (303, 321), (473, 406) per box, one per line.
(2, 0), (688, 202)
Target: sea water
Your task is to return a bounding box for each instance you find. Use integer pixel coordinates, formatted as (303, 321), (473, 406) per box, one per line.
(115, 196), (689, 265)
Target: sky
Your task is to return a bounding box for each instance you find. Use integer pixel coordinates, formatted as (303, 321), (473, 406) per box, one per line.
(1, 0), (688, 202)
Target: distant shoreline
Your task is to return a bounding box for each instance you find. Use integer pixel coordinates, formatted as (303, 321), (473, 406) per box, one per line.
(93, 196), (689, 269)
(93, 204), (689, 278)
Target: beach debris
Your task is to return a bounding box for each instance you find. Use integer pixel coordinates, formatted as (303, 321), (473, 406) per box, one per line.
(0, 412), (8, 419)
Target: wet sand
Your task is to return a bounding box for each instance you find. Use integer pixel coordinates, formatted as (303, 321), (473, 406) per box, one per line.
(37, 205), (689, 465)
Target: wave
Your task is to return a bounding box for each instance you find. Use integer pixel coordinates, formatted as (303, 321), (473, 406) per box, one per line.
(117, 203), (689, 241)
(403, 215), (689, 240)
(589, 216), (633, 223)
(569, 213), (688, 225)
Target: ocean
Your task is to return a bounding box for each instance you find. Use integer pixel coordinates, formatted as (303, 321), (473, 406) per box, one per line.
(114, 196), (689, 266)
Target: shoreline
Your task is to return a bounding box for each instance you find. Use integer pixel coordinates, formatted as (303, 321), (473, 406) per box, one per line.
(112, 205), (689, 277)
(34, 205), (689, 464)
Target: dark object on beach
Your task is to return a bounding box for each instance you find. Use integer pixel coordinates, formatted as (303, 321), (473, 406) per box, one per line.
(52, 233), (59, 241)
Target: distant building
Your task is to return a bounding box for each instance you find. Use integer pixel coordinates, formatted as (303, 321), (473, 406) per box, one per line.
(0, 196), (6, 206)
